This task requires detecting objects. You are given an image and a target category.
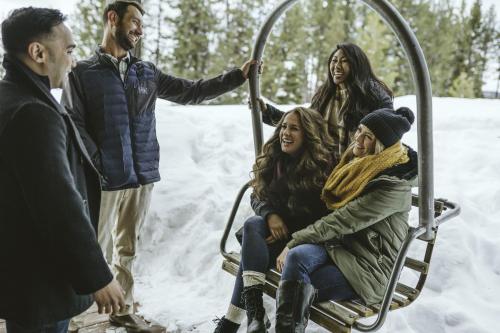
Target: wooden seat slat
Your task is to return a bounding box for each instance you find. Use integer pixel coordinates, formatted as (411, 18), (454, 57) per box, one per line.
(339, 300), (375, 317)
(316, 301), (359, 325)
(396, 283), (420, 301)
(370, 301), (401, 312)
(309, 312), (352, 333)
(392, 293), (411, 306)
(404, 257), (429, 274)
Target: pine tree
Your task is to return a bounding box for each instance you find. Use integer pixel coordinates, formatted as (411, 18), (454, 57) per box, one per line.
(449, 72), (475, 97)
(169, 0), (217, 78)
(71, 0), (106, 60)
(306, 0), (354, 93)
(495, 28), (500, 98)
(0, 50), (4, 78)
(425, 0), (458, 96)
(355, 9), (398, 93)
(450, 0), (496, 97)
(474, 4), (496, 96)
(208, 0), (266, 104)
(260, 5), (309, 104)
(467, 0), (487, 96)
(386, 0), (429, 96)
(142, 0), (172, 70)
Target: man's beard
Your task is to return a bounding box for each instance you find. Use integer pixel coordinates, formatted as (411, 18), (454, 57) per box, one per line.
(116, 22), (134, 51)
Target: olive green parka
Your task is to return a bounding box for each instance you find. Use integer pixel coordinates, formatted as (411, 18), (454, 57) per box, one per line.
(287, 148), (417, 305)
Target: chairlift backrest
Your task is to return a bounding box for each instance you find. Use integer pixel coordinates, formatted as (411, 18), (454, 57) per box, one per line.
(221, 0), (461, 331)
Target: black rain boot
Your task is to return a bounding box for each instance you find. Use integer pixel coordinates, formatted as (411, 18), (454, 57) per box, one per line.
(242, 285), (268, 333)
(213, 316), (240, 333)
(275, 280), (316, 333)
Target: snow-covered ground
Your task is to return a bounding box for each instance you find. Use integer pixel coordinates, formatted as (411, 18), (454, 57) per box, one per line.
(132, 96), (500, 333)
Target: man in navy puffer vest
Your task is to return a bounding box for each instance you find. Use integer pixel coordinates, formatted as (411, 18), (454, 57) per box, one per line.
(62, 0), (255, 328)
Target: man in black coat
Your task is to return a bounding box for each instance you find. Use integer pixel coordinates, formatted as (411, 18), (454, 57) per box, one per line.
(0, 7), (125, 333)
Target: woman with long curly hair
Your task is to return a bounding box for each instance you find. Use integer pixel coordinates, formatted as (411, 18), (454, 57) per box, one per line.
(213, 107), (334, 333)
(260, 42), (393, 162)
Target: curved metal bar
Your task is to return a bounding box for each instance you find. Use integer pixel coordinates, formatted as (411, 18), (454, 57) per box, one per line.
(435, 200), (461, 227)
(361, 0), (435, 240)
(248, 0), (435, 240)
(248, 0), (298, 157)
(245, 0), (442, 330)
(354, 225), (425, 332)
(220, 182), (251, 258)
(354, 198), (460, 331)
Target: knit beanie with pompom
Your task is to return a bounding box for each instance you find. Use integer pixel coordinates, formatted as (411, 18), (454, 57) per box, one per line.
(360, 107), (415, 147)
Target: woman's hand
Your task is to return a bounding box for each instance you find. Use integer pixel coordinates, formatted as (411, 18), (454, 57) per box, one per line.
(276, 247), (290, 272)
(247, 97), (268, 113)
(266, 214), (289, 243)
(257, 97), (268, 113)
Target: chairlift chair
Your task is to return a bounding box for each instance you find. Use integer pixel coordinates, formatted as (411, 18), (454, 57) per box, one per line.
(220, 0), (461, 331)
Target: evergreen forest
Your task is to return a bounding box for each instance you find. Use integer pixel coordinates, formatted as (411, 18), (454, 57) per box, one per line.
(2, 0), (499, 102)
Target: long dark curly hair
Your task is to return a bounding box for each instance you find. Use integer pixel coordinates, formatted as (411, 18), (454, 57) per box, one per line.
(310, 42), (393, 131)
(251, 107), (335, 216)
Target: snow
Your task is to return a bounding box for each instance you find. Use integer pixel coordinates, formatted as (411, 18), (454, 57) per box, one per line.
(132, 96), (500, 332)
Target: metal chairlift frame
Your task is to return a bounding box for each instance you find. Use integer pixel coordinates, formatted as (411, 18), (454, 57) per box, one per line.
(220, 0), (461, 331)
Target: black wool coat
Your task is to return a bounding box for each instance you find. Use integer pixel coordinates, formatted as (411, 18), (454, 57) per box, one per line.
(0, 55), (113, 325)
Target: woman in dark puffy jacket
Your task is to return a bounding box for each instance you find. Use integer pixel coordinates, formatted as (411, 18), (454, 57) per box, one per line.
(213, 107), (334, 333)
(260, 42), (393, 163)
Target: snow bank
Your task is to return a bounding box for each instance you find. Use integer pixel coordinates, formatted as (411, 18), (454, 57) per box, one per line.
(134, 97), (500, 332)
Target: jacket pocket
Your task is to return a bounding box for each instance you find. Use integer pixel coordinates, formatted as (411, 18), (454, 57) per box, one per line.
(366, 230), (383, 261)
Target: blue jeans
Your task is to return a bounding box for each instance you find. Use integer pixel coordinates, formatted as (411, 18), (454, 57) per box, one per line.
(6, 319), (70, 333)
(230, 216), (288, 307)
(281, 244), (358, 302)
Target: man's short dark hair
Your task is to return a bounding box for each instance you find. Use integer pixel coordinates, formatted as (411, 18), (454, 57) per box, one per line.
(1, 7), (66, 55)
(103, 1), (145, 24)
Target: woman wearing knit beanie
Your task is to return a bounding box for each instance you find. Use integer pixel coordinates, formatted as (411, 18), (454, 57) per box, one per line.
(272, 107), (417, 333)
(258, 42), (394, 163)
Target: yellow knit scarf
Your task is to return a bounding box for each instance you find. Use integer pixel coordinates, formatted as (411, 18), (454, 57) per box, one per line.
(321, 142), (409, 209)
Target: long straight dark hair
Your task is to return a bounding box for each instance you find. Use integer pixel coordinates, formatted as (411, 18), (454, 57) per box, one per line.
(310, 42), (393, 131)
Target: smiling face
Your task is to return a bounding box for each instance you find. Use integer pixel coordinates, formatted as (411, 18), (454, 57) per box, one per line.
(330, 48), (351, 87)
(280, 112), (304, 156)
(115, 5), (143, 51)
(353, 124), (376, 157)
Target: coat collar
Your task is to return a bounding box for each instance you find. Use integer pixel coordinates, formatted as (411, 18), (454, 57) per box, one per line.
(2, 54), (98, 175)
(366, 145), (418, 190)
(94, 46), (139, 69)
(2, 53), (66, 116)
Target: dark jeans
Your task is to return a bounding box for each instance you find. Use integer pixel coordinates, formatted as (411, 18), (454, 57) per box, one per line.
(281, 243), (357, 302)
(230, 216), (287, 307)
(6, 319), (70, 333)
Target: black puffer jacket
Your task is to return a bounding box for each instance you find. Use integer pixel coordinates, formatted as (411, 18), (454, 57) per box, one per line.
(250, 163), (329, 234)
(0, 55), (112, 324)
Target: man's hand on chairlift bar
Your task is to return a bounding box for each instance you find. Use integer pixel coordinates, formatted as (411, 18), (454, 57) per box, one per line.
(240, 59), (263, 79)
